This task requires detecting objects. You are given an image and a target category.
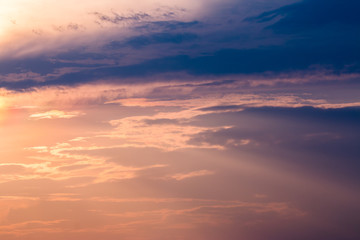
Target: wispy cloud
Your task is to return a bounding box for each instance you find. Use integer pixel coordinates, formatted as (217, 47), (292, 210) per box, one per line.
(169, 170), (215, 181)
(29, 110), (84, 120)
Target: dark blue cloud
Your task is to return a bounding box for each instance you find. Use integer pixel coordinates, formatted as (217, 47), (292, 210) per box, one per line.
(2, 43), (359, 90)
(198, 105), (243, 112)
(247, 0), (360, 34)
(135, 20), (199, 31)
(1, 0), (360, 90)
(0, 58), (89, 75)
(246, 0), (360, 57)
(66, 45), (359, 76)
(56, 49), (112, 61)
(106, 32), (198, 49)
(0, 56), (106, 90)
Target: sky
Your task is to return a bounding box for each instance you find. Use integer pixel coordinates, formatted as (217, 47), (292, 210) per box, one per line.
(0, 0), (359, 239)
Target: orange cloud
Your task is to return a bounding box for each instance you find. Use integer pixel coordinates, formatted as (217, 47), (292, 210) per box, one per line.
(169, 170), (215, 181)
(29, 110), (84, 120)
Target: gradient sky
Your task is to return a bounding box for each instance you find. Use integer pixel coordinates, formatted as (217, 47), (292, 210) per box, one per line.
(0, 0), (360, 239)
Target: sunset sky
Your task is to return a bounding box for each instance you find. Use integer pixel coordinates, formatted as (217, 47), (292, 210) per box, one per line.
(0, 0), (360, 239)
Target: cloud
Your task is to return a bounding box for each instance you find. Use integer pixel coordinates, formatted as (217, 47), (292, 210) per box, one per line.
(91, 11), (151, 25)
(2, 46), (359, 90)
(143, 118), (182, 125)
(29, 110), (84, 120)
(247, 0), (360, 34)
(0, 165), (28, 175)
(1, 0), (359, 90)
(169, 170), (215, 181)
(107, 113), (223, 151)
(0, 0), (204, 62)
(189, 106), (360, 185)
(198, 105), (243, 112)
(52, 23), (86, 32)
(0, 196), (306, 239)
(106, 32), (198, 49)
(0, 81), (359, 240)
(136, 20), (199, 31)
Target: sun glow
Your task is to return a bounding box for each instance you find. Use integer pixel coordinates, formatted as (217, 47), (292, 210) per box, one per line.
(0, 96), (6, 108)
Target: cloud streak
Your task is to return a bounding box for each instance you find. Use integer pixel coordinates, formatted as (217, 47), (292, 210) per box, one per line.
(29, 110), (84, 120)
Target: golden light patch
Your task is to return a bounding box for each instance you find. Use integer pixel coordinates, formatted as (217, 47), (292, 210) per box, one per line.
(0, 97), (7, 123)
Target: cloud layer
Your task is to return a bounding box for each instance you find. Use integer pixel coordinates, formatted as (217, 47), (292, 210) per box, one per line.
(0, 0), (359, 90)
